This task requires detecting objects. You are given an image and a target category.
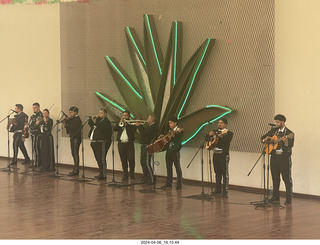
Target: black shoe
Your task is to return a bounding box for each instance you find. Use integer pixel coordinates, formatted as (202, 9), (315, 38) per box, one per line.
(10, 162), (17, 166)
(269, 196), (280, 202)
(222, 192), (228, 198)
(212, 190), (221, 196)
(68, 171), (79, 176)
(22, 160), (30, 164)
(94, 175), (102, 179)
(176, 185), (182, 190)
(161, 184), (172, 189)
(97, 176), (106, 180)
(284, 199), (292, 205)
(122, 176), (128, 182)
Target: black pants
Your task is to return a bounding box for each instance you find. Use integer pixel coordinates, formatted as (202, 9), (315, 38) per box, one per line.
(70, 137), (81, 172)
(41, 134), (55, 171)
(118, 142), (135, 179)
(12, 132), (30, 163)
(213, 153), (230, 194)
(91, 140), (111, 178)
(270, 154), (293, 201)
(165, 150), (182, 187)
(31, 134), (41, 167)
(140, 144), (154, 183)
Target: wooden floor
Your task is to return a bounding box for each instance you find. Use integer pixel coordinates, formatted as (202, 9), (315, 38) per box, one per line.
(0, 159), (319, 239)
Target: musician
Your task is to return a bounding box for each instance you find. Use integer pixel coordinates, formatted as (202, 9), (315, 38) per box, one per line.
(40, 109), (55, 171)
(29, 102), (43, 167)
(261, 114), (294, 205)
(88, 108), (112, 180)
(113, 111), (137, 181)
(136, 114), (157, 184)
(63, 106), (82, 176)
(209, 118), (233, 197)
(10, 104), (30, 165)
(161, 117), (183, 190)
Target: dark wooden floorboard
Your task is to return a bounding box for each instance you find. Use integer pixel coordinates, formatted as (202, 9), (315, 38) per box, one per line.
(0, 159), (319, 239)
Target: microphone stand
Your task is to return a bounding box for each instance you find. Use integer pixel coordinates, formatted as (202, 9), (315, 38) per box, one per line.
(107, 122), (122, 186)
(50, 112), (68, 178)
(77, 118), (94, 182)
(0, 111), (20, 172)
(185, 138), (212, 200)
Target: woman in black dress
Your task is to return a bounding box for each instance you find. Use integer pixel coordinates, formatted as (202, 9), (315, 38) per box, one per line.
(40, 109), (55, 171)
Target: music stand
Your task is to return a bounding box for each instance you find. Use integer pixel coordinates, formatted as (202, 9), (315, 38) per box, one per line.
(0, 111), (20, 172)
(184, 138), (213, 200)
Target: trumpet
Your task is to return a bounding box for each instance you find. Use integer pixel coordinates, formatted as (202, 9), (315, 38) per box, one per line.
(119, 119), (148, 127)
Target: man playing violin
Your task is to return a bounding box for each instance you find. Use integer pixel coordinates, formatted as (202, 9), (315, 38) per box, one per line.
(209, 118), (233, 197)
(113, 111), (137, 181)
(88, 108), (112, 180)
(161, 116), (183, 190)
(62, 106), (82, 176)
(29, 102), (43, 167)
(10, 104), (30, 166)
(261, 114), (294, 205)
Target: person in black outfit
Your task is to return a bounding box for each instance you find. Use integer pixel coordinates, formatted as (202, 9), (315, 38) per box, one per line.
(209, 118), (233, 198)
(63, 106), (82, 176)
(261, 114), (294, 205)
(28, 102), (43, 167)
(136, 114), (157, 184)
(40, 109), (55, 171)
(161, 117), (183, 190)
(113, 111), (137, 181)
(88, 108), (112, 180)
(10, 104), (30, 165)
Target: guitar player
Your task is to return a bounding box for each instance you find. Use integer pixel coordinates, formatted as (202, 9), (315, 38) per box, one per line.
(261, 114), (295, 205)
(209, 118), (233, 198)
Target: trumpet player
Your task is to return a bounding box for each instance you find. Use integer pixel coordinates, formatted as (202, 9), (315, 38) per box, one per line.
(136, 114), (157, 184)
(113, 111), (137, 181)
(29, 102), (43, 167)
(10, 104), (30, 166)
(88, 108), (112, 180)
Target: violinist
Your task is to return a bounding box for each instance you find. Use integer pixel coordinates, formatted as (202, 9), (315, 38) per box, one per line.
(40, 109), (55, 171)
(29, 102), (43, 167)
(209, 118), (233, 197)
(161, 117), (183, 190)
(10, 104), (30, 166)
(113, 111), (137, 181)
(261, 114), (294, 205)
(62, 106), (82, 176)
(88, 108), (112, 180)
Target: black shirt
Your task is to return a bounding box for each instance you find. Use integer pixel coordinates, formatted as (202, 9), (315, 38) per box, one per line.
(29, 111), (43, 135)
(14, 112), (28, 131)
(88, 117), (112, 141)
(137, 123), (157, 145)
(65, 116), (82, 139)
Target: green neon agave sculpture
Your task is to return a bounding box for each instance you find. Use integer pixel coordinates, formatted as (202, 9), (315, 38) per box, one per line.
(96, 14), (232, 145)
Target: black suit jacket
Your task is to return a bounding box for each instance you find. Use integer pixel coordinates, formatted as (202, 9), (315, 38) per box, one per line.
(137, 123), (157, 145)
(65, 115), (82, 139)
(166, 128), (183, 154)
(261, 127), (294, 156)
(88, 117), (112, 141)
(113, 121), (137, 142)
(213, 129), (234, 155)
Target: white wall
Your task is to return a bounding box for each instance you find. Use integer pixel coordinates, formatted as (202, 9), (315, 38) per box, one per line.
(1, 2), (320, 196)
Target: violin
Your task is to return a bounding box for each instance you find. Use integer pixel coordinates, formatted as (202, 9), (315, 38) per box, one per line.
(263, 133), (294, 154)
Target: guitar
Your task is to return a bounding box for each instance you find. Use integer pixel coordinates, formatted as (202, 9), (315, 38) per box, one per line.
(205, 129), (229, 150)
(263, 133), (294, 154)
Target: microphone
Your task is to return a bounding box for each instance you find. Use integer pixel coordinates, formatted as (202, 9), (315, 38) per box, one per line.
(268, 123), (276, 127)
(10, 109), (17, 113)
